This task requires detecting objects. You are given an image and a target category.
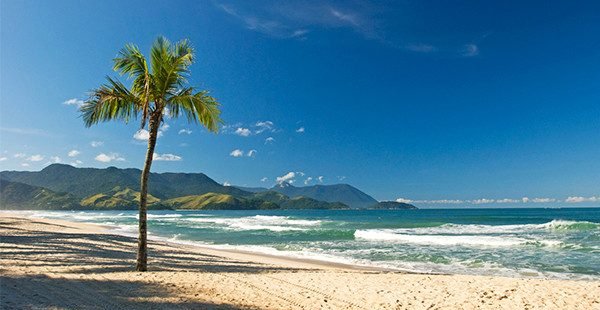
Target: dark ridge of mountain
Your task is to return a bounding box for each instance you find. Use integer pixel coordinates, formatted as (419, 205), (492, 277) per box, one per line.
(157, 193), (279, 210)
(0, 180), (82, 210)
(369, 201), (417, 210)
(252, 191), (349, 209)
(0, 164), (250, 199)
(234, 186), (269, 193)
(270, 182), (378, 209)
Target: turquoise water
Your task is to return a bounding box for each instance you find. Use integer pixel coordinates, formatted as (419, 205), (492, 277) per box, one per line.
(16, 208), (600, 280)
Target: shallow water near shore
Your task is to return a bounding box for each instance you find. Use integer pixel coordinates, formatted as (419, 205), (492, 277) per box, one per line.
(13, 207), (600, 280)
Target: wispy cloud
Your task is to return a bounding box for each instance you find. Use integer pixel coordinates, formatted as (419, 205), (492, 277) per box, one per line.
(178, 129), (192, 135)
(234, 127), (252, 137)
(397, 196), (566, 205)
(265, 137), (275, 144)
(255, 121), (275, 134)
(13, 153), (26, 158)
(461, 44), (480, 57)
(153, 153), (182, 161)
(62, 98), (84, 107)
(95, 153), (125, 163)
(133, 129), (163, 141)
(230, 149), (244, 157)
(295, 127), (305, 133)
(565, 196), (600, 203)
(26, 154), (44, 162)
(217, 2), (379, 40)
(90, 141), (103, 147)
(68, 150), (80, 157)
(247, 149), (257, 157)
(406, 43), (437, 53)
(261, 177), (268, 182)
(0, 127), (55, 137)
(46, 156), (61, 165)
(0, 157), (7, 161)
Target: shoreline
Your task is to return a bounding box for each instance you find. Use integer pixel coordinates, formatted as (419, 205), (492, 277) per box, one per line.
(2, 214), (600, 309)
(2, 211), (399, 273)
(2, 210), (598, 280)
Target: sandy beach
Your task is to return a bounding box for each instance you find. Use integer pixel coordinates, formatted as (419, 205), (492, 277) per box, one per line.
(0, 215), (598, 309)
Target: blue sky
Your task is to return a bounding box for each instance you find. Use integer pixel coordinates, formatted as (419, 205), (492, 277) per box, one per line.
(1, 0), (599, 206)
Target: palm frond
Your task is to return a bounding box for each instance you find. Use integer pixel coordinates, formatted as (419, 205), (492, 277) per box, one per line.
(150, 36), (195, 101)
(80, 76), (141, 127)
(167, 89), (222, 132)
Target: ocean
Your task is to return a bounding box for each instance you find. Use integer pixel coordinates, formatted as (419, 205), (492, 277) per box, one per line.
(16, 207), (600, 280)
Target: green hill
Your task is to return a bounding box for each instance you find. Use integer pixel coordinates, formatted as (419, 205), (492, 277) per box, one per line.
(158, 193), (278, 210)
(80, 186), (161, 209)
(0, 180), (82, 210)
(0, 164), (250, 199)
(252, 191), (348, 209)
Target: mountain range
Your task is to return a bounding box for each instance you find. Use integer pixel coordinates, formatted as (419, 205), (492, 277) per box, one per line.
(0, 164), (416, 210)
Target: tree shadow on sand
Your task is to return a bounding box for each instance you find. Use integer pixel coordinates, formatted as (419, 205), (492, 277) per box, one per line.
(0, 274), (246, 309)
(0, 217), (312, 309)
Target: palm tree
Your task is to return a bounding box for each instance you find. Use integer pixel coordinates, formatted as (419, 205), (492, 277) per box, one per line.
(80, 36), (222, 271)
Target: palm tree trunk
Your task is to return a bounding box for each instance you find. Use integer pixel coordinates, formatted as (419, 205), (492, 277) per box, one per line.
(136, 114), (160, 271)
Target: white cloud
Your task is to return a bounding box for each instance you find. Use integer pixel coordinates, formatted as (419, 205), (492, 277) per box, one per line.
(395, 198), (464, 204)
(276, 172), (296, 184)
(427, 199), (464, 204)
(406, 43), (436, 53)
(95, 153), (125, 163)
(255, 121), (274, 133)
(462, 44), (479, 57)
(396, 196), (563, 205)
(68, 150), (80, 157)
(163, 107), (172, 119)
(0, 157), (7, 161)
(153, 153), (182, 161)
(14, 153), (26, 158)
(471, 198), (495, 204)
(48, 156), (61, 164)
(71, 160), (83, 166)
(223, 181), (231, 186)
(531, 198), (556, 203)
(63, 98), (84, 107)
(247, 149), (257, 157)
(261, 177), (268, 182)
(133, 125), (168, 141)
(565, 196), (600, 203)
(296, 127), (305, 133)
(178, 129), (192, 135)
(26, 155), (44, 162)
(337, 176), (346, 181)
(304, 177), (313, 185)
(21, 163), (30, 167)
(133, 129), (151, 141)
(496, 199), (519, 204)
(265, 137), (275, 144)
(133, 129), (164, 141)
(230, 149), (244, 157)
(90, 141), (104, 147)
(317, 176), (324, 183)
(235, 127), (252, 137)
